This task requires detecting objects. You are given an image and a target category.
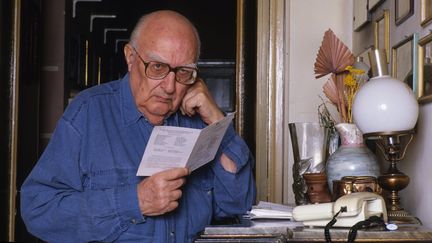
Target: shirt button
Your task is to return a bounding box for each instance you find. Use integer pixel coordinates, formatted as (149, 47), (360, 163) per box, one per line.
(207, 190), (212, 195)
(131, 219), (137, 224)
(170, 231), (175, 237)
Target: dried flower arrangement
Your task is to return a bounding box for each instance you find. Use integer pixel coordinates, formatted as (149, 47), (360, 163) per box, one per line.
(314, 29), (368, 124)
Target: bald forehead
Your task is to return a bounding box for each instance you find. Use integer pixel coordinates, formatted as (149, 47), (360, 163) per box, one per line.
(133, 11), (199, 59)
(137, 11), (195, 40)
(143, 10), (192, 27)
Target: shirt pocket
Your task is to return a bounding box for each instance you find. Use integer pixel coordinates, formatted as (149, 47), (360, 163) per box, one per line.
(85, 168), (157, 239)
(87, 168), (139, 189)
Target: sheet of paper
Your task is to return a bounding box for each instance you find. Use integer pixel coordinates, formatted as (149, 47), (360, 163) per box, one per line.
(245, 201), (294, 220)
(136, 113), (234, 176)
(187, 113), (234, 171)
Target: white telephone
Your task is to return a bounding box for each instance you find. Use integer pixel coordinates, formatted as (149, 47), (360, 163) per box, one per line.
(292, 192), (387, 227)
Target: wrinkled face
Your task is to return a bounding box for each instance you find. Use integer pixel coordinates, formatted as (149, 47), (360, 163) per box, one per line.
(125, 15), (198, 125)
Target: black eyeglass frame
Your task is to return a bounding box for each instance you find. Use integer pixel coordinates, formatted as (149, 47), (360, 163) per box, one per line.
(131, 46), (198, 85)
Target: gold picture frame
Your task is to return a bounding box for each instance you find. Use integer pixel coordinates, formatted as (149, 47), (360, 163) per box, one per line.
(391, 34), (418, 96)
(418, 33), (432, 103)
(354, 0), (370, 31)
(421, 0), (432, 27)
(395, 0), (414, 26)
(374, 10), (390, 62)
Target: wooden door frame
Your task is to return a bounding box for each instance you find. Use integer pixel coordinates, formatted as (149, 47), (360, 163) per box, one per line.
(8, 0), (21, 241)
(254, 0), (288, 203)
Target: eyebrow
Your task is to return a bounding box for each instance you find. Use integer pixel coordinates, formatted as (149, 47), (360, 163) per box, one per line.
(145, 51), (197, 69)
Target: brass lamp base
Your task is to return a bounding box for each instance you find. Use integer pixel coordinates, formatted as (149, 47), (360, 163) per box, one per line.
(388, 209), (422, 225)
(378, 172), (409, 211)
(364, 130), (420, 225)
(378, 172), (421, 225)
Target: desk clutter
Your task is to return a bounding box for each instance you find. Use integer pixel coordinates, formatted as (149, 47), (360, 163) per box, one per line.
(291, 192), (386, 228)
(196, 195), (432, 242)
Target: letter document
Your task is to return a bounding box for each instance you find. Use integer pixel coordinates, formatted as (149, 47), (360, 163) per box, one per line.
(137, 113), (234, 176)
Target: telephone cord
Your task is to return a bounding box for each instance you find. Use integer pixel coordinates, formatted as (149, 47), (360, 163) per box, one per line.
(324, 206), (346, 243)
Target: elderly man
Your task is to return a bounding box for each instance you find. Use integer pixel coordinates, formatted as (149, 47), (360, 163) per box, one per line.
(21, 10), (256, 242)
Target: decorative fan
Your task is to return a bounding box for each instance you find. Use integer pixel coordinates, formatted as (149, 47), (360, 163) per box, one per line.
(314, 29), (355, 79)
(322, 73), (348, 121)
(315, 29), (354, 123)
(322, 76), (339, 105)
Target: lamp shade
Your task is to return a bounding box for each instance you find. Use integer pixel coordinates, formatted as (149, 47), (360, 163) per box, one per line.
(352, 75), (419, 134)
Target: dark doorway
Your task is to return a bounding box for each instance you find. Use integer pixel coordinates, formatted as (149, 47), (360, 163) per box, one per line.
(0, 0), (14, 239)
(66, 0), (238, 111)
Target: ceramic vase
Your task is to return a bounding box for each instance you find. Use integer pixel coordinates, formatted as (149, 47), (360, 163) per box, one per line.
(288, 122), (331, 205)
(326, 123), (380, 194)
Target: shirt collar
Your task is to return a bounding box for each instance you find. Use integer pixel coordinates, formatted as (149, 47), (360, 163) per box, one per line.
(121, 73), (143, 126)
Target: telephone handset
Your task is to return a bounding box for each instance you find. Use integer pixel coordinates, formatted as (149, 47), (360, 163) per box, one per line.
(292, 192), (387, 227)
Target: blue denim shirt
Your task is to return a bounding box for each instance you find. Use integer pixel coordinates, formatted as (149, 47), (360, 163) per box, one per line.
(20, 74), (256, 243)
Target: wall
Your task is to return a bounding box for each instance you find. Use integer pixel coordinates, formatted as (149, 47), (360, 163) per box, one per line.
(353, 0), (432, 228)
(287, 0), (432, 228)
(368, 0), (431, 228)
(286, 0), (352, 203)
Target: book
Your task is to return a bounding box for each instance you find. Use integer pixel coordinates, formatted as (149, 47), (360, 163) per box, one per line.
(136, 113), (234, 176)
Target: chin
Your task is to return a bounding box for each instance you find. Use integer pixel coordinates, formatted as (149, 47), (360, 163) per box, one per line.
(150, 107), (171, 117)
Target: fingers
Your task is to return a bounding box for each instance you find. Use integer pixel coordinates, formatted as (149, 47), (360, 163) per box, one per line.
(156, 173), (186, 191)
(181, 79), (224, 124)
(181, 80), (204, 116)
(179, 106), (186, 116)
(162, 201), (179, 214)
(137, 167), (189, 216)
(156, 167), (189, 180)
(181, 92), (201, 116)
(169, 189), (183, 201)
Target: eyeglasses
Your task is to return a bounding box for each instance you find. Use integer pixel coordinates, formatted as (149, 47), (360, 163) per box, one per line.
(132, 46), (198, 85)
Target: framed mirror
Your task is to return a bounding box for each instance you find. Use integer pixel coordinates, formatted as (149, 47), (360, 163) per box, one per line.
(395, 0), (414, 26)
(391, 34), (418, 96)
(421, 0), (432, 27)
(374, 10), (390, 62)
(418, 33), (432, 103)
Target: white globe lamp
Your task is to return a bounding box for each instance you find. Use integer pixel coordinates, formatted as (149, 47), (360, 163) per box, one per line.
(352, 50), (419, 134)
(352, 49), (420, 224)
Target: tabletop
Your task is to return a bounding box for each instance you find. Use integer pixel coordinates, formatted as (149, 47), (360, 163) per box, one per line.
(195, 219), (432, 243)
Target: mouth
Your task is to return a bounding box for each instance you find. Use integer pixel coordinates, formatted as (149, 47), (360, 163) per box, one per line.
(154, 95), (172, 103)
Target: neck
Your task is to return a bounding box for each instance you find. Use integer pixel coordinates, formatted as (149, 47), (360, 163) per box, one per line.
(142, 110), (175, 126)
(144, 113), (165, 126)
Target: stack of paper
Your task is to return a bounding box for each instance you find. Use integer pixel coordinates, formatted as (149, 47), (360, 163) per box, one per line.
(246, 201), (293, 219)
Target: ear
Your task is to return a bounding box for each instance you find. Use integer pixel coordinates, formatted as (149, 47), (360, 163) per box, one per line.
(124, 43), (134, 71)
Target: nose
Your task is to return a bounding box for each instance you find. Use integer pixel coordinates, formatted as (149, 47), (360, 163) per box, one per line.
(160, 71), (176, 94)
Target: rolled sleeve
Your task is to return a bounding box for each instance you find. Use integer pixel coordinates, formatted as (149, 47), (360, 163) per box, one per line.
(219, 125), (253, 172)
(211, 125), (256, 218)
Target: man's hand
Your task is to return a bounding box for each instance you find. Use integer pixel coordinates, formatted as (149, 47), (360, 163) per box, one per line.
(137, 167), (189, 216)
(180, 78), (224, 125)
